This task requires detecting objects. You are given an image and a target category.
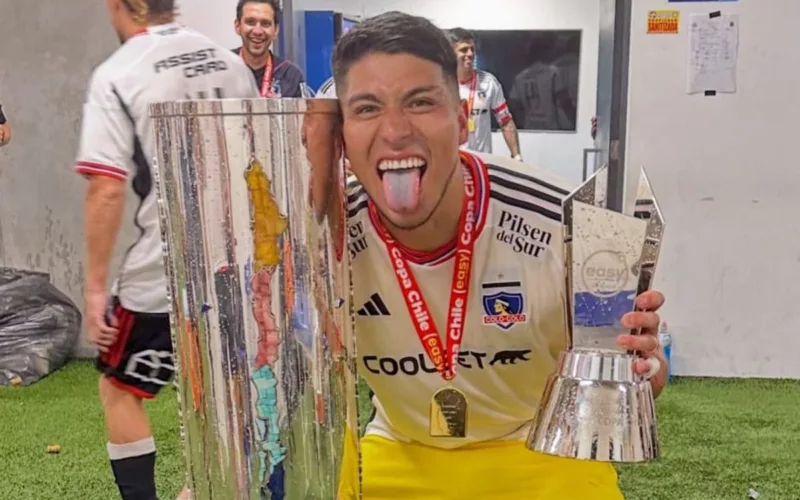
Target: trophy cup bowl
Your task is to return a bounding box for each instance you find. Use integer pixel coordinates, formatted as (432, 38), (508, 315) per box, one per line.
(526, 166), (665, 463)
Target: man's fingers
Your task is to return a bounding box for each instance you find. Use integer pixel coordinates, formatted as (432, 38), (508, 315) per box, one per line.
(91, 330), (116, 346)
(89, 315), (119, 351)
(88, 332), (112, 352)
(635, 290), (665, 311)
(99, 321), (118, 335)
(107, 312), (119, 328)
(621, 311), (660, 331)
(633, 357), (661, 379)
(618, 333), (660, 353)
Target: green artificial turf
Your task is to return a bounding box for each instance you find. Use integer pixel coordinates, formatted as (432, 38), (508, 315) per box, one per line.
(1, 361), (798, 500)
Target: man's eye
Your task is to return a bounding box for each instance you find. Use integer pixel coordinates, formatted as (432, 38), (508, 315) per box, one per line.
(355, 105), (378, 115)
(410, 99), (433, 108)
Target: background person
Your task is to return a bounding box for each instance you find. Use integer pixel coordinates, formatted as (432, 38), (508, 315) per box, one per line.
(448, 27), (522, 160)
(74, 0), (257, 498)
(233, 0), (306, 97)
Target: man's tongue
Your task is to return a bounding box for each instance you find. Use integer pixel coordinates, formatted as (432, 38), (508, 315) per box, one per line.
(382, 168), (422, 212)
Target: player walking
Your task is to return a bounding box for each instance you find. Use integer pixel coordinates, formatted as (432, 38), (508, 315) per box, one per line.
(75, 1), (257, 498)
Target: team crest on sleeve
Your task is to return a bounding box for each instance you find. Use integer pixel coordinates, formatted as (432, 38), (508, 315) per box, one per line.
(481, 280), (528, 330)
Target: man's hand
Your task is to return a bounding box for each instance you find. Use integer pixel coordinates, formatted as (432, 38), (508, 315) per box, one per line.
(0, 123), (11, 147)
(85, 290), (118, 353)
(617, 290), (669, 396)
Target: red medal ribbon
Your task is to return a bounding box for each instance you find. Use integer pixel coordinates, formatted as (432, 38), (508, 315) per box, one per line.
(467, 72), (478, 121)
(371, 164), (479, 381)
(242, 51), (274, 97)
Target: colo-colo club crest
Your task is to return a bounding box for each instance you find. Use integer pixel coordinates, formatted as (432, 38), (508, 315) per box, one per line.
(481, 281), (528, 330)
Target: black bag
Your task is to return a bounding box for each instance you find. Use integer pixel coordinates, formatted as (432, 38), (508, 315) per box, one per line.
(0, 267), (82, 386)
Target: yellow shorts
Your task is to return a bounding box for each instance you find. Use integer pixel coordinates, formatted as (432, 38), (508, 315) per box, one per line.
(338, 433), (624, 500)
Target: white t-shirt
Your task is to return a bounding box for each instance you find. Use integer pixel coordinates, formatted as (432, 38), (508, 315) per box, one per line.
(347, 150), (574, 449)
(459, 70), (513, 154)
(74, 22), (259, 313)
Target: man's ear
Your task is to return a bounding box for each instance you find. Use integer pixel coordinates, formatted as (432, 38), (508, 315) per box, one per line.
(109, 0), (125, 16)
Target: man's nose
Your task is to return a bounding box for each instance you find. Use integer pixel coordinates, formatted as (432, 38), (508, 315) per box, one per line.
(379, 107), (414, 144)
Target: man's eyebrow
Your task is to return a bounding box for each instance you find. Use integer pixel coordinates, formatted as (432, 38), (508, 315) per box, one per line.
(346, 85), (442, 107)
(346, 93), (381, 106)
(403, 86), (440, 100)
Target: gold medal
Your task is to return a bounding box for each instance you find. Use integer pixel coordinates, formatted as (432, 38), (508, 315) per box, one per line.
(429, 386), (468, 438)
(468, 117), (476, 133)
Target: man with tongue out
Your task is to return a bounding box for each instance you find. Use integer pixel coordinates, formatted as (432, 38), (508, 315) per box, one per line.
(332, 11), (669, 500)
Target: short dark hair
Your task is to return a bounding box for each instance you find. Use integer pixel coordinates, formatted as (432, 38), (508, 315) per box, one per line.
(332, 11), (458, 95)
(447, 27), (474, 45)
(122, 0), (175, 18)
(145, 0), (175, 15)
(236, 0), (281, 25)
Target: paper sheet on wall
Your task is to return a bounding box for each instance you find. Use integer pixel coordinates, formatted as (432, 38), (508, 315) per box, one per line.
(686, 13), (739, 94)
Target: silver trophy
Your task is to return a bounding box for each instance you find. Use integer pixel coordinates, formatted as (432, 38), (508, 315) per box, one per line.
(151, 98), (362, 498)
(526, 166), (665, 463)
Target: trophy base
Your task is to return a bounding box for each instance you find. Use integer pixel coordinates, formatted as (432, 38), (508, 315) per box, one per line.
(526, 349), (660, 463)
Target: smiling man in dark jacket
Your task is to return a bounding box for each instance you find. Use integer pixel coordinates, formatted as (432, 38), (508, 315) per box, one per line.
(233, 0), (306, 97)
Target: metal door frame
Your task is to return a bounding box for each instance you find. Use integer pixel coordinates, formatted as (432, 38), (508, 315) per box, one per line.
(594, 0), (633, 212)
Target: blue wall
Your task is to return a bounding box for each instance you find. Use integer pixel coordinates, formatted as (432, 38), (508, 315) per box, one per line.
(304, 10), (337, 91)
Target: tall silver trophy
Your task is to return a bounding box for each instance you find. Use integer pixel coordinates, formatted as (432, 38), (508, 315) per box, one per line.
(151, 98), (362, 498)
(526, 166), (665, 463)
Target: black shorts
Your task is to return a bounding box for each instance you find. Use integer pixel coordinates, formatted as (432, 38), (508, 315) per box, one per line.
(96, 297), (175, 399)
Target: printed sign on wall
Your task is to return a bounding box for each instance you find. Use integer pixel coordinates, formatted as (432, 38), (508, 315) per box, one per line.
(648, 10), (680, 34)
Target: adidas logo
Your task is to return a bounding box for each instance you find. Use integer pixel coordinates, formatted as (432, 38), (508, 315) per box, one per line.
(357, 293), (390, 317)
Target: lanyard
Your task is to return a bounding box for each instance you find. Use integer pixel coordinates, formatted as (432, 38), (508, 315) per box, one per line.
(371, 164), (479, 381)
(466, 72), (478, 119)
(242, 51), (274, 97)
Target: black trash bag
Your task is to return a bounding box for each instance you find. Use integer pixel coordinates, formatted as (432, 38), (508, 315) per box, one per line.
(0, 267), (82, 386)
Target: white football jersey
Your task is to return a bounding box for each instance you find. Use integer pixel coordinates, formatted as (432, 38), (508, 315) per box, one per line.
(74, 22), (259, 313)
(317, 76), (337, 98)
(459, 70), (513, 154)
(347, 150), (574, 449)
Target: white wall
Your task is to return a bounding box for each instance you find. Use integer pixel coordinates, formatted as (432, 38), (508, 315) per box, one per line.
(626, 1), (800, 378)
(178, 0), (240, 49)
(0, 0), (133, 358)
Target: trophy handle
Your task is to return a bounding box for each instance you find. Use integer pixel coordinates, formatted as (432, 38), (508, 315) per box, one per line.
(628, 169), (665, 349)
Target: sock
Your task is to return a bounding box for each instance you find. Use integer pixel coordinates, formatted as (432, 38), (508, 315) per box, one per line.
(108, 437), (158, 500)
